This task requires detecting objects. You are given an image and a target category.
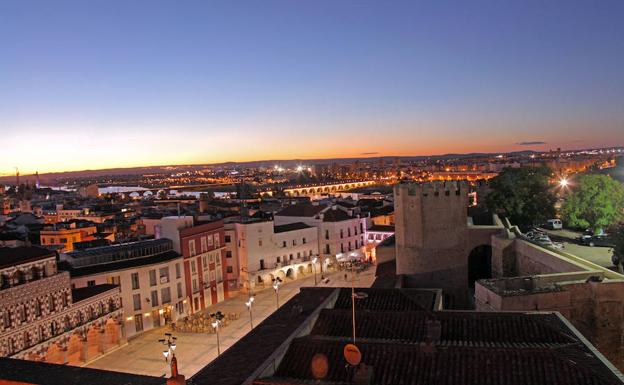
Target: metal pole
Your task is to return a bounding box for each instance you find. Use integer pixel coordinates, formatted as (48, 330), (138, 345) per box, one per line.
(351, 263), (356, 344)
(313, 263), (317, 285)
(276, 289), (279, 309)
(216, 325), (221, 355)
(249, 307), (254, 329)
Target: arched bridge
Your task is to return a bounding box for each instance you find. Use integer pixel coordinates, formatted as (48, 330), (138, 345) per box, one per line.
(283, 180), (376, 197)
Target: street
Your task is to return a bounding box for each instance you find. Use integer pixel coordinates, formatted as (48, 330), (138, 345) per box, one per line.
(540, 228), (615, 268)
(85, 267), (376, 378)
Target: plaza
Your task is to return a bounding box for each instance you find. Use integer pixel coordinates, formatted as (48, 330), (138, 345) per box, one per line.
(85, 267), (376, 377)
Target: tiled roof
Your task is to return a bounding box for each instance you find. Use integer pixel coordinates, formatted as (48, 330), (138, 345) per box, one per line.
(276, 203), (327, 217)
(0, 246), (55, 269)
(311, 309), (577, 345)
(260, 337), (623, 385)
(0, 357), (163, 385)
(59, 250), (181, 277)
(333, 288), (437, 311)
(321, 208), (352, 222)
(274, 222), (312, 233)
(72, 284), (119, 302)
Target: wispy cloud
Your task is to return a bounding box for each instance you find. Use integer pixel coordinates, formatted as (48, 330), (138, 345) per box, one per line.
(360, 152), (379, 155)
(515, 141), (546, 146)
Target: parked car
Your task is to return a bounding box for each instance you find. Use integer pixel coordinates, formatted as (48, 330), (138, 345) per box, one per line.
(544, 219), (563, 230)
(534, 235), (554, 247)
(580, 234), (615, 248)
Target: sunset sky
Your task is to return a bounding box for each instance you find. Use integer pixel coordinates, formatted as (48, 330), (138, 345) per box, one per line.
(1, 1), (623, 174)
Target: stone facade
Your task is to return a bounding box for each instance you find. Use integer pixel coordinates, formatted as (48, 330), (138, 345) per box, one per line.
(394, 181), (503, 307)
(0, 248), (124, 365)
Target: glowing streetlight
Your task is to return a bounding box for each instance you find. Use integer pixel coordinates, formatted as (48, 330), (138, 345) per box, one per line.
(559, 178), (569, 188)
(158, 333), (178, 376)
(296, 165), (304, 172)
(211, 311), (225, 355)
(245, 295), (255, 330)
(272, 277), (283, 309)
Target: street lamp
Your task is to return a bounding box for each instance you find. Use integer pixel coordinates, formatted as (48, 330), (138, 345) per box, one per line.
(210, 311), (225, 355)
(559, 177), (569, 188)
(245, 295), (255, 330)
(272, 277), (283, 309)
(312, 257), (318, 285)
(158, 332), (177, 363)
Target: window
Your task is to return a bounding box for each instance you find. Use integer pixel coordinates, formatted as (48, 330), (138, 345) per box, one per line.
(325, 244), (330, 254)
(341, 244), (344, 253)
(18, 306), (26, 322)
(87, 280), (95, 287)
(189, 240), (196, 256)
(161, 287), (171, 304)
(226, 266), (233, 273)
(34, 300), (41, 317)
(176, 263), (181, 279)
(207, 234), (214, 247)
(131, 273), (140, 290)
(216, 268), (222, 282)
(107, 276), (121, 286)
(282, 241), (287, 248)
(349, 241), (352, 251)
(354, 226), (358, 235)
(60, 238), (67, 244)
(216, 253), (221, 265)
(214, 235), (220, 248)
(209, 253), (215, 264)
(225, 235), (231, 243)
(360, 223), (364, 232)
(259, 259), (265, 269)
(226, 251), (232, 258)
(177, 282), (183, 298)
(259, 239), (263, 247)
(192, 278), (198, 293)
(355, 240), (359, 248)
(210, 270), (216, 282)
(133, 294), (141, 311)
(134, 314), (143, 332)
(348, 228), (351, 237)
(297, 252), (301, 259)
(369, 234), (374, 240)
(292, 239), (297, 246)
(202, 256), (208, 270)
(3, 311), (11, 328)
(149, 270), (157, 286)
(49, 295), (55, 312)
(191, 260), (196, 274)
(62, 294), (67, 307)
(325, 230), (329, 240)
(340, 229), (344, 239)
(289, 254), (293, 260)
(303, 237), (307, 244)
(201, 237), (207, 253)
(277, 256), (281, 264)
(151, 290), (159, 306)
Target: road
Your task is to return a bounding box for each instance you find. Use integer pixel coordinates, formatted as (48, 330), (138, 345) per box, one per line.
(540, 228), (615, 268)
(85, 267), (377, 378)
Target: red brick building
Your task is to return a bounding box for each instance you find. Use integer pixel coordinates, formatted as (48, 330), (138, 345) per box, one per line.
(179, 220), (227, 314)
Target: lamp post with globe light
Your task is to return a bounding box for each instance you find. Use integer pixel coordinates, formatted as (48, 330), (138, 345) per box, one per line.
(211, 311), (225, 355)
(312, 257), (318, 285)
(245, 295), (255, 330)
(272, 277), (283, 309)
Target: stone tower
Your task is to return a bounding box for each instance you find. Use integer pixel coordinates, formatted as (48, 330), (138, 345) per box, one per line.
(394, 181), (470, 305)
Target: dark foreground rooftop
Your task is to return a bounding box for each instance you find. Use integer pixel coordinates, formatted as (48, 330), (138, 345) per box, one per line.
(0, 358), (163, 385)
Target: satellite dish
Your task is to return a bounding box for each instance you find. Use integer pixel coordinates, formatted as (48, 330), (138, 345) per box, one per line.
(344, 343), (361, 366)
(310, 353), (329, 379)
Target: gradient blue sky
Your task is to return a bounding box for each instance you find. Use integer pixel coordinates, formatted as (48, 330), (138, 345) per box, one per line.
(1, 0), (623, 173)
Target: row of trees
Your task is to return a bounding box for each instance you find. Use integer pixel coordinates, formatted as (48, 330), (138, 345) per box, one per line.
(485, 166), (624, 233)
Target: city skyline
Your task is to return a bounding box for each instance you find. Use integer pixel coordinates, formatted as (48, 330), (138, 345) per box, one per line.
(2, 0), (624, 174)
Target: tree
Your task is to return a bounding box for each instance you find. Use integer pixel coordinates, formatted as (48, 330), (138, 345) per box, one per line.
(485, 166), (557, 230)
(610, 222), (624, 272)
(561, 174), (624, 232)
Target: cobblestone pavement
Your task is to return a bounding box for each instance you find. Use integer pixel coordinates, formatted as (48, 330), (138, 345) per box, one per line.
(85, 267), (376, 377)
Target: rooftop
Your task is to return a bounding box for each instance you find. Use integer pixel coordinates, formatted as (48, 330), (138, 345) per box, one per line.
(72, 283), (119, 302)
(321, 208), (353, 222)
(0, 246), (56, 269)
(276, 203), (327, 218)
(0, 358), (163, 385)
(367, 224), (395, 232)
(273, 222), (312, 233)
